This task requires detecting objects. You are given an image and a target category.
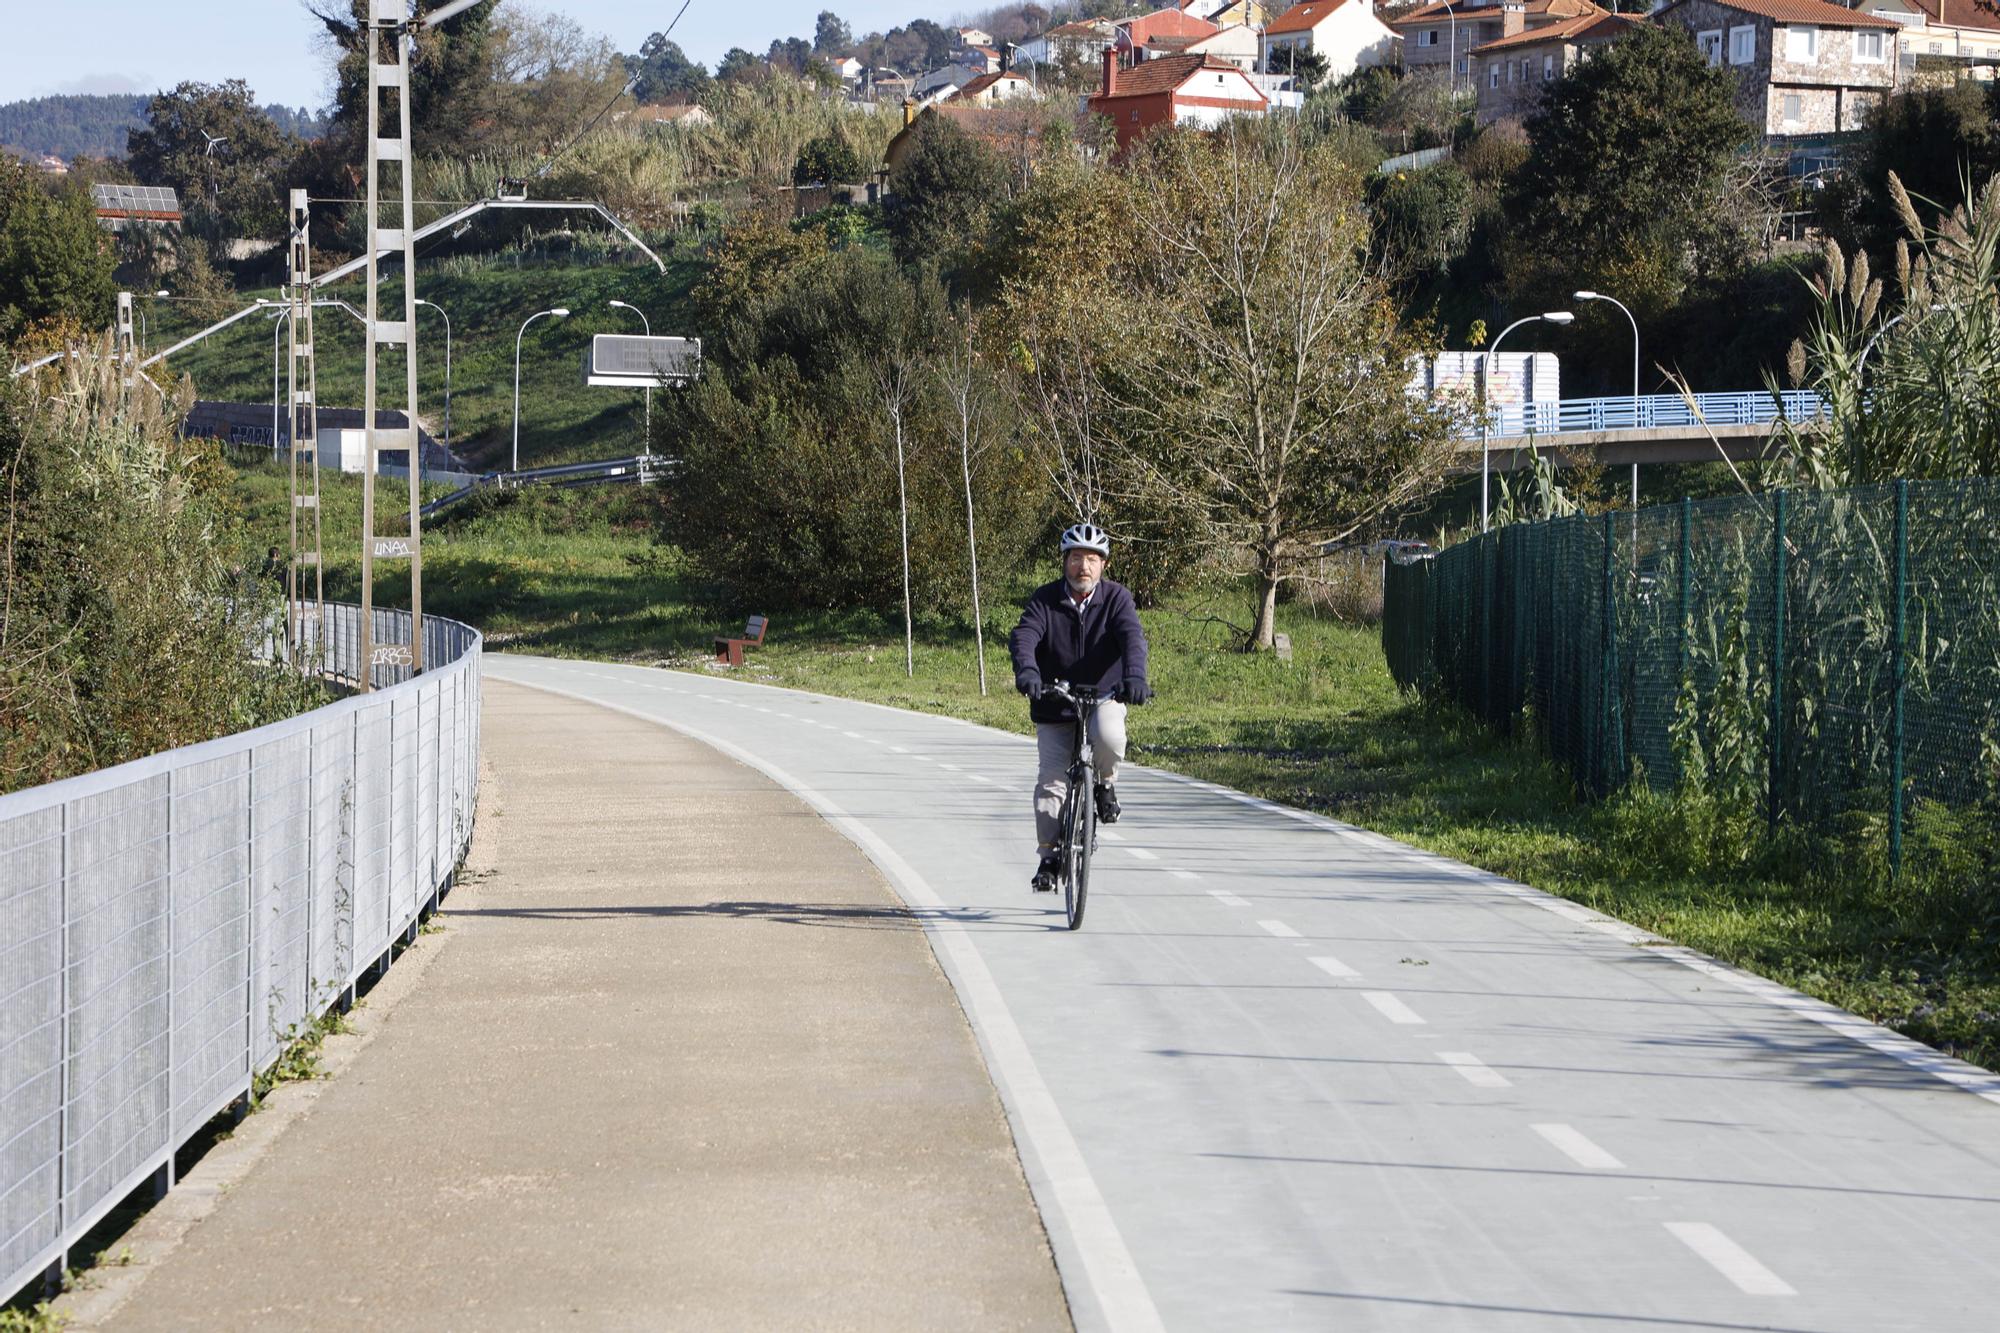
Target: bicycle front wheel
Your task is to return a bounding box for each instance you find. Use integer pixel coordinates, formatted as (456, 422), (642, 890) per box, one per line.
(1062, 777), (1094, 931)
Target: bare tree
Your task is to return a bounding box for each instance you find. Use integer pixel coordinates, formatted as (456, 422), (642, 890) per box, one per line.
(939, 312), (993, 693)
(874, 350), (918, 678)
(1110, 122), (1462, 649)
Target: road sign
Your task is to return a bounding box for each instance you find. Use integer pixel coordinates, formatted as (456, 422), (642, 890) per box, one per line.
(584, 334), (700, 387)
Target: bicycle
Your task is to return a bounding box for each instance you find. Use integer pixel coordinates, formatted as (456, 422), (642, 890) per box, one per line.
(1045, 680), (1103, 931)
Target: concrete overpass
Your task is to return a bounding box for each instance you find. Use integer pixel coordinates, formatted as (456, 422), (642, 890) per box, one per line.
(1447, 390), (1826, 474)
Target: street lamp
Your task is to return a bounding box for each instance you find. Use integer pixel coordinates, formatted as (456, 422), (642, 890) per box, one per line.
(607, 298), (652, 453)
(513, 307), (570, 472)
(1574, 290), (1641, 510)
(1444, 1), (1459, 94)
(415, 298), (452, 453)
(1482, 311), (1575, 532)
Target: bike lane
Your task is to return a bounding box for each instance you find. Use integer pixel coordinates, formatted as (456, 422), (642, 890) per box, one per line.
(488, 654), (2000, 1333)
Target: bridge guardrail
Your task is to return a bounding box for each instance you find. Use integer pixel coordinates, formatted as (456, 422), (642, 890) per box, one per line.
(0, 604), (481, 1301)
(1478, 390), (1828, 439)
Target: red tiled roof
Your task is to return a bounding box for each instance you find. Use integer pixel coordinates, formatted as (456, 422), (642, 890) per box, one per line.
(1658, 0), (1900, 26)
(1472, 11), (1639, 52)
(1395, 0), (1601, 24)
(1878, 0), (2000, 32)
(1117, 8), (1223, 40)
(1267, 0), (1352, 34)
(1099, 51), (1268, 97)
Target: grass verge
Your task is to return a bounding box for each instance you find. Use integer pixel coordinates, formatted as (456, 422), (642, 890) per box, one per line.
(230, 472), (2000, 1073)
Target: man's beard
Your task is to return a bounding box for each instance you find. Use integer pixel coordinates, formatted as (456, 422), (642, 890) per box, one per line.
(1067, 573), (1097, 596)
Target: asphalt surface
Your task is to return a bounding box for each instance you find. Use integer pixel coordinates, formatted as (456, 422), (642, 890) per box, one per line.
(488, 653), (2000, 1333)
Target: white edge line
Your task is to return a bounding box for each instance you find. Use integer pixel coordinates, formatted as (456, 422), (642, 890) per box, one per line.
(1664, 1223), (1796, 1296)
(492, 656), (2000, 1110)
(489, 670), (1166, 1333)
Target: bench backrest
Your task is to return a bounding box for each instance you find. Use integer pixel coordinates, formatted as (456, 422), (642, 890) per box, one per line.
(745, 615), (768, 640)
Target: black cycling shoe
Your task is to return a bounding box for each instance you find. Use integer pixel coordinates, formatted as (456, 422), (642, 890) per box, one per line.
(1095, 782), (1121, 825)
(1031, 854), (1061, 892)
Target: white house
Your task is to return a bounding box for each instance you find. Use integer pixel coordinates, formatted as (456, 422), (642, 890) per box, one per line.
(1260, 0), (1402, 81)
(956, 26), (995, 48)
(949, 70), (1043, 105)
(1187, 24), (1264, 71)
(1020, 19), (1119, 66)
(824, 54), (864, 84)
(914, 61), (992, 98)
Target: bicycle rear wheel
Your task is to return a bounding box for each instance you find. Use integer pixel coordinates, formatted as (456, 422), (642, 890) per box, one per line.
(1062, 774), (1094, 930)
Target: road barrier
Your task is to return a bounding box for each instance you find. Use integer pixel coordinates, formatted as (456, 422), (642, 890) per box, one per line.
(0, 604), (481, 1301)
(1476, 390), (1827, 438)
(1383, 481), (1996, 872)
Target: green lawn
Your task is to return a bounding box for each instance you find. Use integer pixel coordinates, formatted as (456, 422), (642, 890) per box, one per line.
(232, 466), (2000, 1073)
(151, 252), (703, 472)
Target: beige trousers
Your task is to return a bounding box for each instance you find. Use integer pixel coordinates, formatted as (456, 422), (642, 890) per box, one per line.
(1033, 700), (1127, 851)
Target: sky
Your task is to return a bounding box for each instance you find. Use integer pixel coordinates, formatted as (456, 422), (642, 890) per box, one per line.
(2, 1), (951, 109)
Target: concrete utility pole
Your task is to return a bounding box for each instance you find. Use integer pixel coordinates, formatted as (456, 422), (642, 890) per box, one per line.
(359, 0), (427, 690)
(287, 188), (326, 666)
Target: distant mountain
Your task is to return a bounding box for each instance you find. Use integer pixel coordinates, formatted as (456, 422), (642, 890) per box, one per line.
(0, 94), (330, 164)
(0, 94), (147, 161)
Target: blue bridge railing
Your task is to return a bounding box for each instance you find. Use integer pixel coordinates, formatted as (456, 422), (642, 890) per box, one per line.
(1474, 390), (1828, 438)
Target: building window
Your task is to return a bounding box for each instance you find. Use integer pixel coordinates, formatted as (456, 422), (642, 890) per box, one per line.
(1543, 53), (1555, 79)
(1855, 30), (1885, 62)
(1931, 41), (1943, 53)
(1420, 29), (1439, 46)
(1490, 61), (1500, 88)
(1782, 92), (1803, 123)
(1729, 25), (1756, 65)
(1787, 25), (1818, 61)
(1697, 29), (1723, 65)
(1459, 55), (1470, 74)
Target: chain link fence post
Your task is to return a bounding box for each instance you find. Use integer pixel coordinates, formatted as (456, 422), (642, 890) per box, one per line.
(1600, 512), (1616, 795)
(1891, 479), (1908, 875)
(1677, 497), (1692, 784)
(1770, 489), (1788, 828)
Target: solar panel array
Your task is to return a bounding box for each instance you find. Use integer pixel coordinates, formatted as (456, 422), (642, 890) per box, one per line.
(91, 184), (183, 216)
(587, 334), (701, 385)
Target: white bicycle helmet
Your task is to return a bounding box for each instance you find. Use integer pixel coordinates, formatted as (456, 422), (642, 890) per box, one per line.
(1060, 522), (1111, 557)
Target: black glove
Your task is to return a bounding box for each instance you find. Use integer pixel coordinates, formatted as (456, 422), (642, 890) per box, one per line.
(1120, 678), (1152, 706)
(1015, 670), (1043, 701)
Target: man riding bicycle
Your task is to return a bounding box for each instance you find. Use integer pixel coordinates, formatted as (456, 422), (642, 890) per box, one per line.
(1009, 523), (1152, 892)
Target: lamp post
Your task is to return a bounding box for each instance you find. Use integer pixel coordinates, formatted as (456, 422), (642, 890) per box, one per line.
(1444, 1), (1459, 94)
(1482, 311), (1575, 532)
(607, 299), (652, 453)
(415, 298), (452, 454)
(1574, 290), (1640, 510)
(513, 307), (570, 473)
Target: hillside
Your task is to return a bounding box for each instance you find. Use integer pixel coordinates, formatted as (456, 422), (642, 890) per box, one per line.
(0, 94), (147, 160)
(151, 245), (701, 472)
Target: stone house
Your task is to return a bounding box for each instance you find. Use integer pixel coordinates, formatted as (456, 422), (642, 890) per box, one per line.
(1471, 11), (1641, 124)
(1653, 0), (1901, 138)
(1392, 0), (1606, 84)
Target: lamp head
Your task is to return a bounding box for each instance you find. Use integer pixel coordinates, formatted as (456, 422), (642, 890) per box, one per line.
(1572, 290), (1598, 302)
(1542, 311), (1575, 326)
(609, 300), (631, 310)
(551, 308), (571, 317)
(154, 289), (171, 297)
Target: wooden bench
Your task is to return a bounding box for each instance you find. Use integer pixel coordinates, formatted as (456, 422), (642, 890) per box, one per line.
(713, 614), (769, 667)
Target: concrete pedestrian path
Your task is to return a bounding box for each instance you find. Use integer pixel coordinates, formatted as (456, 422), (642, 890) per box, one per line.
(76, 679), (1066, 1331)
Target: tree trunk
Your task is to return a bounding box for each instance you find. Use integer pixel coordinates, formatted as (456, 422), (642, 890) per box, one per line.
(1251, 564), (1280, 651)
(895, 428), (913, 680)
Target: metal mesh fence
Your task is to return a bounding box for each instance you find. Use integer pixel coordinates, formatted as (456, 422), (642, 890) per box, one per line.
(0, 607), (480, 1302)
(1383, 480), (2000, 867)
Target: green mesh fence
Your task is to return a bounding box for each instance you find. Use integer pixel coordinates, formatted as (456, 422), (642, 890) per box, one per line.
(1381, 481), (2000, 870)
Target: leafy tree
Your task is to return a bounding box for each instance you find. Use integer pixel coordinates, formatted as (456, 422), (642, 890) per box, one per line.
(814, 11), (854, 54)
(1268, 44), (1330, 94)
(768, 36), (816, 75)
(1103, 124), (1461, 649)
(126, 80), (296, 240)
(1815, 83), (1999, 260)
(886, 115), (1007, 269)
(716, 47), (764, 84)
(793, 133), (865, 186)
(0, 95), (147, 161)
(1507, 24), (1752, 321)
(308, 0), (501, 159)
(626, 33), (711, 104)
(0, 159), (116, 342)
(1371, 161), (1473, 283)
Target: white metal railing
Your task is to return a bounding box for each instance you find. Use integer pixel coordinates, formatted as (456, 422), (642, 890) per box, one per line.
(1472, 390), (1829, 439)
(0, 604), (481, 1301)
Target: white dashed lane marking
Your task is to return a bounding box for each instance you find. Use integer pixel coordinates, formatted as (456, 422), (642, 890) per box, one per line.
(1207, 890), (1251, 908)
(1437, 1052), (1511, 1088)
(1307, 955), (1358, 980)
(1169, 869), (1200, 881)
(1258, 920), (1301, 939)
(1532, 1124), (1624, 1170)
(1124, 847), (1157, 861)
(1360, 992), (1426, 1025)
(1664, 1224), (1796, 1296)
